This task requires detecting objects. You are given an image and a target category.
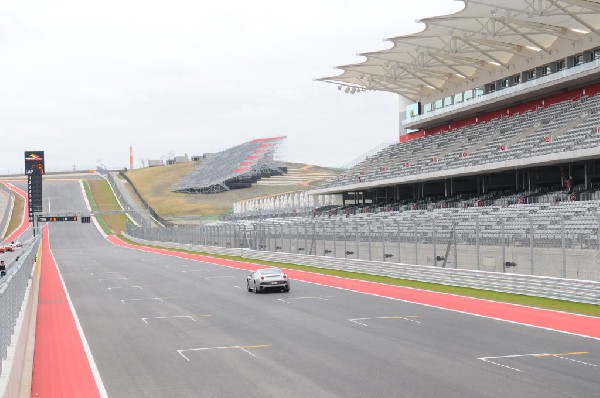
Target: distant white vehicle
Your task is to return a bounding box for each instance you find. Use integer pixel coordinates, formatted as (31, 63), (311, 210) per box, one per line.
(247, 268), (290, 293)
(9, 241), (22, 249)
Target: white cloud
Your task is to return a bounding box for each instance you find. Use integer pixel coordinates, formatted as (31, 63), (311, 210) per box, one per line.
(0, 0), (463, 172)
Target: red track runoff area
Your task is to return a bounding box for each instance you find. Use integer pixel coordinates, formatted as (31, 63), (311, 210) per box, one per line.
(32, 227), (100, 398)
(3, 183), (31, 242)
(108, 235), (600, 340)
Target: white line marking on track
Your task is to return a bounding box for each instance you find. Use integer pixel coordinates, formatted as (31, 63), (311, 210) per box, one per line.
(553, 355), (598, 368)
(176, 344), (271, 361)
(121, 297), (173, 304)
(181, 270), (206, 273)
(91, 271), (118, 276)
(141, 315), (210, 324)
(478, 351), (591, 373)
(107, 285), (145, 291)
(348, 316), (422, 327)
(289, 296), (334, 301)
(99, 277), (128, 282)
(48, 228), (108, 397)
(233, 285), (242, 289)
(277, 298), (290, 304)
(479, 359), (524, 372)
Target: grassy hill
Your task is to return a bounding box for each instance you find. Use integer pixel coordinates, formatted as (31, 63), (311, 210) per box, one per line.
(125, 162), (339, 221)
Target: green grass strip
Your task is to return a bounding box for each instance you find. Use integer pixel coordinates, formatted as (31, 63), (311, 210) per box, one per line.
(117, 235), (600, 317)
(82, 180), (112, 235)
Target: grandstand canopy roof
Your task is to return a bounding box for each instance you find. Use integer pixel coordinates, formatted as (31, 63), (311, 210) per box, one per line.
(319, 0), (600, 102)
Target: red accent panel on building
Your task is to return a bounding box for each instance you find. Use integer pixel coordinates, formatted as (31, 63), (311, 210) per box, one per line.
(401, 82), (600, 143)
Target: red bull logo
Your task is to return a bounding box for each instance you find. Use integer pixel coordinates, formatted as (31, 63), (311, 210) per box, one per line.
(26, 153), (43, 161)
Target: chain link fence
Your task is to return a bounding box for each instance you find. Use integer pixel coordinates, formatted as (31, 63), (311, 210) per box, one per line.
(127, 210), (600, 282)
(0, 237), (40, 377)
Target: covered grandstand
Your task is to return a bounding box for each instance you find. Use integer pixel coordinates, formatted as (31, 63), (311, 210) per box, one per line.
(173, 136), (287, 194)
(312, 0), (600, 208)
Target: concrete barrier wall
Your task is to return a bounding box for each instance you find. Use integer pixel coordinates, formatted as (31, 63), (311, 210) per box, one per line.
(123, 233), (600, 305)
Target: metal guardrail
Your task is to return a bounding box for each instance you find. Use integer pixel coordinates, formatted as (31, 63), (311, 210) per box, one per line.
(0, 186), (15, 240)
(0, 237), (40, 377)
(100, 169), (171, 227)
(96, 170), (150, 227)
(123, 233), (600, 305)
(126, 216), (600, 282)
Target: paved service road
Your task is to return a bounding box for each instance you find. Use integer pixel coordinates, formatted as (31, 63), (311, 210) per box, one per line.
(43, 181), (600, 398)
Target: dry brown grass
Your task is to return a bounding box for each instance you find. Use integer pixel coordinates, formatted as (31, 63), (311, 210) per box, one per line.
(126, 162), (339, 218)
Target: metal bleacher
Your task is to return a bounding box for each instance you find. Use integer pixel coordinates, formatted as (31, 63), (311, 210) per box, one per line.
(173, 136), (286, 193)
(319, 94), (600, 190)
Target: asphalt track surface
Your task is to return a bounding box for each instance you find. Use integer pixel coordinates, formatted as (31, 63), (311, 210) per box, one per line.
(36, 181), (600, 397)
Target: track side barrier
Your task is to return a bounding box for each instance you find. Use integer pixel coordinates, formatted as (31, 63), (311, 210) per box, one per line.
(122, 233), (600, 306)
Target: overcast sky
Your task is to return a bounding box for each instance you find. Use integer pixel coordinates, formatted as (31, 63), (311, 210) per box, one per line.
(0, 0), (463, 173)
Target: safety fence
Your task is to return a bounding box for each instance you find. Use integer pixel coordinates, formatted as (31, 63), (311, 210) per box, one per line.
(126, 210), (600, 282)
(0, 237), (40, 378)
(123, 232), (600, 305)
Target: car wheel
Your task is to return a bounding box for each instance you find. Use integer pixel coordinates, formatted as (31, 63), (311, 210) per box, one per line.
(247, 281), (252, 292)
(254, 282), (260, 294)
(284, 287), (290, 293)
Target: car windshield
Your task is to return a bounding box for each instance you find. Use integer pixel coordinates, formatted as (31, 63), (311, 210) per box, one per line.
(260, 269), (282, 275)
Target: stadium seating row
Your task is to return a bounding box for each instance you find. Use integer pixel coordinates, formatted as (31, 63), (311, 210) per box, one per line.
(173, 137), (286, 193)
(319, 94), (600, 190)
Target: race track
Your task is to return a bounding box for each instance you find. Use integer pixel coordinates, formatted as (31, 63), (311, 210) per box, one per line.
(35, 180), (600, 397)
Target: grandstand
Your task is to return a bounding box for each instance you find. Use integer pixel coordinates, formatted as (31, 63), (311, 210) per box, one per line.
(310, 0), (600, 210)
(312, 89), (600, 197)
(173, 136), (287, 194)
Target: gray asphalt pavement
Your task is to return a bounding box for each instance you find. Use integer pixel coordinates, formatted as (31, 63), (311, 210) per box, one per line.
(42, 180), (600, 398)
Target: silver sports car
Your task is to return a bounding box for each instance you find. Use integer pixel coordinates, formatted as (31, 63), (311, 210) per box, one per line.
(247, 268), (290, 293)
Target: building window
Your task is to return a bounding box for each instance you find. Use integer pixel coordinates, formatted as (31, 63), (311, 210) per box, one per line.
(475, 87), (484, 97)
(574, 54), (583, 66)
(435, 99), (443, 110)
(594, 49), (600, 60)
(464, 89), (474, 101)
(556, 59), (565, 71)
(527, 69), (535, 80)
(513, 74), (520, 84)
(453, 92), (463, 104)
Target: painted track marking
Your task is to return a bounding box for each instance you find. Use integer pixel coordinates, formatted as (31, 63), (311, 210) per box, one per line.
(289, 296), (334, 301)
(121, 297), (173, 304)
(107, 285), (145, 291)
(349, 316), (422, 327)
(99, 277), (128, 282)
(141, 314), (211, 324)
(32, 226), (107, 397)
(177, 344), (272, 361)
(478, 351), (591, 372)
